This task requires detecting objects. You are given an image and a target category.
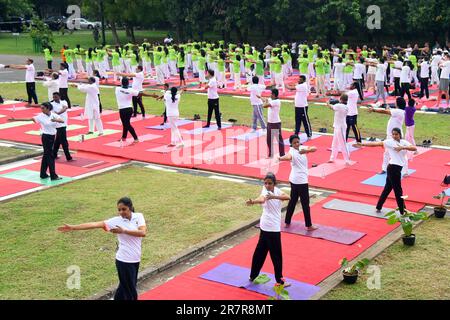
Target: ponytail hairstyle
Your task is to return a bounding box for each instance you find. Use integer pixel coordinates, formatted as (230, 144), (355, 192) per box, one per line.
(264, 172), (277, 185)
(117, 197), (135, 212)
(88, 48), (93, 59)
(115, 46), (121, 57)
(163, 47), (169, 55)
(259, 52), (264, 61)
(93, 69), (101, 78)
(180, 47), (185, 62)
(170, 86), (178, 103)
(48, 46), (53, 54)
(200, 49), (206, 57)
(278, 54), (284, 64)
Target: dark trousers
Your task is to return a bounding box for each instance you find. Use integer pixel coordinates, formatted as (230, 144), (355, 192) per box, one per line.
(376, 164), (405, 214)
(120, 107), (138, 140)
(394, 77), (401, 96)
(250, 230), (283, 284)
(400, 83), (411, 100)
(114, 259), (139, 300)
(295, 107), (312, 137)
(53, 127), (72, 160)
(162, 108), (167, 123)
(59, 88), (71, 109)
(98, 94), (103, 113)
(285, 183), (312, 227)
(179, 67), (185, 81)
(353, 78), (364, 100)
(47, 61), (52, 70)
(206, 98), (221, 128)
(419, 77), (429, 99)
(26, 82), (38, 104)
(132, 95), (144, 117)
(40, 134), (57, 179)
(345, 115), (361, 142)
(267, 122), (285, 157)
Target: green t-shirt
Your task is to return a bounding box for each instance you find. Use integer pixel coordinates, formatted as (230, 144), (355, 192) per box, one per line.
(168, 48), (177, 60)
(408, 55), (417, 70)
(282, 52), (290, 64)
(85, 51), (92, 63)
(177, 53), (185, 68)
(74, 47), (83, 58)
(43, 48), (52, 61)
(245, 54), (253, 69)
(217, 58), (225, 72)
(111, 52), (120, 66)
(96, 50), (105, 62)
(255, 60), (264, 76)
(272, 57), (282, 74)
(342, 44), (349, 51)
(298, 57), (309, 74)
(361, 50), (368, 58)
(343, 59), (353, 74)
(198, 56), (206, 71)
(191, 49), (199, 62)
(232, 60), (240, 74)
(315, 58), (326, 75)
(307, 49), (314, 63)
(64, 49), (73, 63)
(129, 53), (138, 66)
(161, 52), (168, 64)
(153, 51), (162, 66)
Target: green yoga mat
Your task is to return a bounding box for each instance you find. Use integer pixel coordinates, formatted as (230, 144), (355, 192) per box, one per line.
(68, 129), (120, 142)
(26, 124), (86, 136)
(0, 169), (72, 186)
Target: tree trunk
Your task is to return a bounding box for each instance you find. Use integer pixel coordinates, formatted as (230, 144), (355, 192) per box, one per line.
(110, 21), (120, 45)
(130, 25), (136, 43)
(235, 26), (243, 43)
(125, 25), (131, 38)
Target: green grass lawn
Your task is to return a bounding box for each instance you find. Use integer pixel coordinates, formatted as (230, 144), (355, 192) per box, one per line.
(0, 146), (37, 161)
(1, 82), (449, 145)
(322, 216), (450, 300)
(0, 165), (261, 299)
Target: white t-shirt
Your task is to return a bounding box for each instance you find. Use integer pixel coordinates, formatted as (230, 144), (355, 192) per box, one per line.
(131, 71), (144, 91)
(33, 112), (60, 135)
(164, 91), (180, 117)
(51, 100), (68, 128)
(420, 61), (430, 78)
(247, 84), (266, 105)
(353, 63), (366, 79)
(400, 66), (411, 83)
(383, 139), (412, 167)
(367, 59), (377, 75)
(440, 60), (450, 79)
(332, 103), (348, 128)
(393, 61), (403, 78)
(346, 89), (359, 116)
(294, 83), (308, 108)
(267, 98), (281, 123)
(43, 79), (60, 101)
(207, 77), (219, 99)
(333, 63), (345, 77)
(387, 109), (405, 137)
(25, 64), (35, 83)
(431, 55), (442, 67)
(289, 147), (308, 184)
(259, 186), (283, 232)
(104, 212), (146, 263)
(375, 63), (387, 82)
(58, 69), (69, 88)
(115, 87), (140, 109)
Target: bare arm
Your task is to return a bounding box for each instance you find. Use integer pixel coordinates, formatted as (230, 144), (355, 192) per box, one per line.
(57, 221), (105, 232)
(8, 117), (35, 122)
(278, 153), (293, 162)
(368, 106), (391, 115)
(299, 146), (317, 154)
(6, 64), (28, 70)
(246, 195), (266, 205)
(353, 141), (384, 148)
(111, 225), (147, 237)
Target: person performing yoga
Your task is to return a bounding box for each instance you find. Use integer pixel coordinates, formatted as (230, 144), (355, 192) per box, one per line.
(246, 173), (291, 287)
(278, 134), (318, 230)
(353, 128), (416, 215)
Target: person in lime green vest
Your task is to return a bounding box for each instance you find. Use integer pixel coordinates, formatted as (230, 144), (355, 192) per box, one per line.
(324, 54), (332, 91)
(307, 45), (315, 79)
(128, 49), (138, 74)
(245, 49), (255, 84)
(191, 44), (200, 76)
(161, 47), (170, 79)
(177, 47), (186, 86)
(43, 45), (53, 70)
(297, 52), (310, 90)
(248, 52), (266, 86)
(153, 46), (164, 85)
(408, 54), (419, 86)
(74, 44), (85, 73)
(168, 46), (177, 76)
(85, 48), (94, 76)
(141, 46), (153, 77)
(282, 48), (291, 79)
(343, 53), (355, 88)
(314, 52), (327, 97)
(63, 48), (77, 78)
(197, 49), (207, 88)
(268, 52), (284, 92)
(215, 51), (226, 88)
(108, 46), (122, 82)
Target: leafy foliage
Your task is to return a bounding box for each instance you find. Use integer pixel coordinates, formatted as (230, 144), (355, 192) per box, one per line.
(340, 257), (370, 274)
(385, 209), (428, 237)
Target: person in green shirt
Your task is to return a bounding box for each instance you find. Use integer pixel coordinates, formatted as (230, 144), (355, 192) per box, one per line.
(297, 52), (310, 88)
(197, 49), (207, 88)
(248, 52), (266, 86)
(85, 48), (94, 76)
(128, 50), (138, 73)
(191, 45), (200, 77)
(162, 47), (170, 79)
(314, 53), (327, 97)
(267, 52), (284, 92)
(168, 46), (177, 76)
(43, 46), (53, 70)
(63, 48), (76, 78)
(177, 48), (186, 87)
(215, 51), (226, 89)
(74, 44), (85, 73)
(245, 49), (255, 84)
(282, 48), (291, 79)
(343, 54), (355, 88)
(408, 54), (419, 86)
(108, 46), (122, 82)
(153, 46), (164, 85)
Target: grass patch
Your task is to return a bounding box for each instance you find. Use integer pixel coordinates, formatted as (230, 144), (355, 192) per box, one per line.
(322, 217), (450, 300)
(1, 82), (449, 146)
(0, 165), (261, 299)
(0, 146), (37, 161)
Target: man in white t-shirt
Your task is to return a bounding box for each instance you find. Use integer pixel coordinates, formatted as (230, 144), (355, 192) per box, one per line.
(366, 54), (377, 93)
(345, 82), (362, 142)
(263, 89), (285, 158)
(400, 61), (412, 100)
(351, 57), (366, 100)
(58, 63), (72, 109)
(437, 53), (450, 109)
(6, 59), (39, 104)
(50, 92), (73, 161)
(203, 70), (221, 129)
(333, 57), (346, 92)
(285, 75), (312, 137)
(247, 76), (267, 132)
(419, 57), (430, 99)
(327, 94), (350, 164)
(116, 66), (146, 118)
(374, 58), (388, 106)
(430, 51), (442, 85)
(368, 97), (406, 173)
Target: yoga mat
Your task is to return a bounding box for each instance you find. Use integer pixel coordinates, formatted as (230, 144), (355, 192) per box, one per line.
(67, 129), (120, 142)
(309, 160), (356, 178)
(4, 106), (29, 111)
(54, 157), (107, 168)
(146, 139), (204, 153)
(362, 169), (416, 187)
(0, 169), (72, 186)
(26, 124), (86, 135)
(192, 144), (247, 162)
(145, 119), (194, 130)
(323, 198), (393, 219)
(104, 133), (162, 147)
(184, 124), (232, 135)
(200, 263), (320, 300)
(261, 221), (366, 245)
(228, 130), (266, 141)
(445, 188), (450, 197)
(0, 121), (33, 130)
(326, 142), (360, 153)
(0, 177), (41, 197)
(70, 110), (116, 121)
(107, 114), (155, 126)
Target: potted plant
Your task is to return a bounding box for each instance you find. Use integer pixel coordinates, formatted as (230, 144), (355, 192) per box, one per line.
(340, 257), (370, 284)
(385, 209), (428, 246)
(432, 191), (449, 218)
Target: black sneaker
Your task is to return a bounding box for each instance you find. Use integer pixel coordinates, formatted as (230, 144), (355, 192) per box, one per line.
(51, 176), (62, 181)
(40, 175), (50, 179)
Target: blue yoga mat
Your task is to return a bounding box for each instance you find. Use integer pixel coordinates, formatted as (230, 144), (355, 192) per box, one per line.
(362, 169), (416, 187)
(145, 119), (194, 130)
(200, 263), (320, 300)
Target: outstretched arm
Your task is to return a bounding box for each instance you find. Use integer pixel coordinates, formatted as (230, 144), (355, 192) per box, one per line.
(368, 106), (391, 115)
(353, 141), (384, 148)
(57, 221), (105, 232)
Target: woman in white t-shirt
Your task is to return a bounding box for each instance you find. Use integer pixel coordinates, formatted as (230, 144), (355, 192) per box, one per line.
(58, 197), (147, 300)
(163, 87), (184, 147)
(354, 128), (416, 215)
(278, 134), (318, 230)
(42, 72), (60, 101)
(246, 173), (291, 287)
(247, 76), (267, 132)
(263, 89), (285, 158)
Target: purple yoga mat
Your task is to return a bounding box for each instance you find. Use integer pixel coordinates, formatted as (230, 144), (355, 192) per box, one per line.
(200, 263), (320, 300)
(256, 221), (366, 245)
